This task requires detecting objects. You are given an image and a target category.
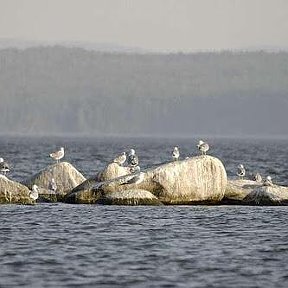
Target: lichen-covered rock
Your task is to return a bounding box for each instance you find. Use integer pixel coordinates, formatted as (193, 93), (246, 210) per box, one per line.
(66, 155), (227, 204)
(147, 156), (227, 204)
(0, 175), (34, 204)
(22, 162), (86, 196)
(99, 189), (163, 205)
(96, 162), (130, 182)
(222, 179), (262, 204)
(243, 185), (288, 205)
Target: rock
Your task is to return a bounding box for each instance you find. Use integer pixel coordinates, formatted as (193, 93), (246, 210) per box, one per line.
(66, 155), (227, 204)
(65, 177), (101, 204)
(99, 189), (163, 205)
(0, 175), (34, 204)
(22, 162), (86, 197)
(65, 162), (130, 204)
(243, 185), (288, 205)
(96, 162), (130, 182)
(37, 187), (58, 203)
(222, 179), (288, 205)
(222, 179), (262, 204)
(148, 156), (227, 204)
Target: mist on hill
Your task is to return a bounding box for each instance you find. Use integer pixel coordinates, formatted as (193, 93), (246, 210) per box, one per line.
(0, 47), (287, 137)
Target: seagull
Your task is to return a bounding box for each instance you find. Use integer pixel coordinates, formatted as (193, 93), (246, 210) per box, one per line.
(129, 165), (141, 174)
(263, 176), (273, 187)
(121, 172), (145, 186)
(172, 146), (180, 161)
(50, 147), (65, 163)
(254, 172), (262, 183)
(127, 149), (139, 167)
(197, 140), (209, 155)
(237, 164), (246, 179)
(49, 178), (57, 192)
(113, 152), (126, 166)
(29, 184), (39, 201)
(0, 158), (10, 175)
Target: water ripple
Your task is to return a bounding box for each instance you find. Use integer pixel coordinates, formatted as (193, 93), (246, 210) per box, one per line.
(1, 137), (288, 287)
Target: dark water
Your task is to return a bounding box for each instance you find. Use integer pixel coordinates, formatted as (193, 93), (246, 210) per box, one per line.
(1, 136), (288, 287)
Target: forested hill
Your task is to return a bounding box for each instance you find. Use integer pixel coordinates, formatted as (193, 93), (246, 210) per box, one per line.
(0, 47), (288, 136)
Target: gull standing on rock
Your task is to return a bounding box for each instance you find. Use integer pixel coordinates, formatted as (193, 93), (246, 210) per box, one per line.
(237, 164), (246, 180)
(254, 172), (262, 183)
(30, 184), (39, 201)
(172, 146), (180, 161)
(113, 152), (126, 166)
(0, 158), (10, 176)
(127, 149), (139, 167)
(50, 147), (65, 163)
(129, 165), (141, 174)
(197, 140), (209, 155)
(264, 176), (273, 186)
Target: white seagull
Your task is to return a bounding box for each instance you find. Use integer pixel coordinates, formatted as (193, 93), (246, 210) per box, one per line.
(263, 176), (273, 187)
(30, 184), (39, 201)
(197, 140), (209, 155)
(254, 172), (262, 183)
(237, 164), (246, 180)
(50, 147), (65, 163)
(113, 152), (126, 166)
(172, 146), (180, 161)
(127, 149), (139, 167)
(0, 158), (10, 175)
(129, 165), (141, 174)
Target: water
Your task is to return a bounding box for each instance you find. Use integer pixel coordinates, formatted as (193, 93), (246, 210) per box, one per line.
(1, 136), (288, 287)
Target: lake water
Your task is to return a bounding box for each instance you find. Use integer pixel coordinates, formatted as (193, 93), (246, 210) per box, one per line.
(1, 136), (288, 287)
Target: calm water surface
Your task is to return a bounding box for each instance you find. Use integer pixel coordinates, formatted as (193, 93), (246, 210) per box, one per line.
(1, 136), (288, 287)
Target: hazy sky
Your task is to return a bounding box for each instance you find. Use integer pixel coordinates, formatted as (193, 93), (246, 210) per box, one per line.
(0, 0), (288, 51)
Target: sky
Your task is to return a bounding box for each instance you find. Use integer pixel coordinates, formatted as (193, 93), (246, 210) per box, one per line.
(0, 0), (288, 51)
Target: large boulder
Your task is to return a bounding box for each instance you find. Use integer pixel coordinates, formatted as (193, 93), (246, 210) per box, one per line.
(22, 162), (86, 197)
(0, 175), (34, 204)
(147, 156), (227, 204)
(65, 155), (227, 204)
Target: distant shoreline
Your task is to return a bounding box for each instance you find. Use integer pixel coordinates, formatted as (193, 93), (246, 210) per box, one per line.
(1, 38), (288, 55)
(1, 133), (288, 141)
